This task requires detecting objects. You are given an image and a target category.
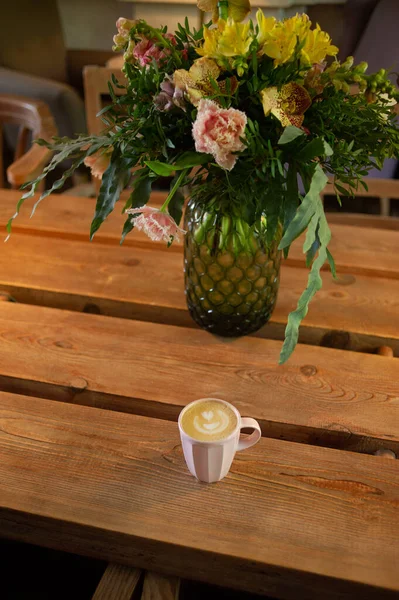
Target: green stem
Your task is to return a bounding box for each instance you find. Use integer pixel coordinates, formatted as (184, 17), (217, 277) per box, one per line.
(160, 168), (188, 212)
(218, 0), (229, 20)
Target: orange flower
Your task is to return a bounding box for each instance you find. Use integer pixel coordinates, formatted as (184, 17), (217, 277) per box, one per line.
(260, 82), (311, 127)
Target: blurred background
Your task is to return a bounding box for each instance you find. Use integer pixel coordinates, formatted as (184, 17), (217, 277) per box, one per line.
(0, 0), (398, 212)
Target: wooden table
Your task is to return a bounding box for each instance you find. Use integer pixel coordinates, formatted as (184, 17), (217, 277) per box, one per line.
(0, 189), (398, 599)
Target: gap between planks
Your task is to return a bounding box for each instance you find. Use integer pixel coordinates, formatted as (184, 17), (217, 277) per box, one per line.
(1, 189), (398, 280)
(0, 302), (397, 456)
(0, 233), (398, 356)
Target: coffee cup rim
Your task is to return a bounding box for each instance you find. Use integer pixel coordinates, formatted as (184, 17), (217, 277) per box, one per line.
(178, 398), (241, 444)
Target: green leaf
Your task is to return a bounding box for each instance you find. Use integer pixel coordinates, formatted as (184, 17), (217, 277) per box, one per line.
(360, 179), (369, 192)
(317, 207), (332, 247)
(303, 210), (320, 253)
(335, 182), (351, 196)
(6, 135), (104, 236)
(90, 153), (131, 240)
(120, 215), (134, 245)
(279, 246), (327, 364)
(145, 153), (211, 177)
(278, 126), (305, 145)
(174, 151), (212, 169)
(326, 248), (337, 278)
(306, 236), (320, 267)
(279, 165), (327, 250)
(297, 137), (333, 162)
(144, 161), (175, 176)
(122, 174), (152, 213)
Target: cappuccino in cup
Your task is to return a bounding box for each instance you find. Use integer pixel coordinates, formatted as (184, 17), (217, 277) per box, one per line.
(180, 398), (237, 442)
(178, 398), (261, 483)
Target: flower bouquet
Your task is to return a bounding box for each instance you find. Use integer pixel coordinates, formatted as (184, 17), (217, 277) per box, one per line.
(8, 0), (399, 363)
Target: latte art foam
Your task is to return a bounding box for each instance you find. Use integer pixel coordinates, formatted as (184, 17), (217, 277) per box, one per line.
(181, 400), (237, 441)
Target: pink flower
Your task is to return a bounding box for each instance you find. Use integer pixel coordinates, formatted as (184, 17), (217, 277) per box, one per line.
(84, 148), (113, 179)
(126, 206), (186, 243)
(192, 99), (247, 170)
(133, 33), (176, 68)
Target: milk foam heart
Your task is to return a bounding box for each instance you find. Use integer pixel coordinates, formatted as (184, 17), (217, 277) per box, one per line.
(202, 411), (214, 421)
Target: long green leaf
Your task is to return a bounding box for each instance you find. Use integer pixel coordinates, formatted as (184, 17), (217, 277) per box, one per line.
(90, 153), (131, 240)
(145, 152), (212, 177)
(6, 135), (108, 237)
(122, 174), (152, 213)
(278, 126), (305, 145)
(297, 137), (333, 162)
(120, 174), (153, 244)
(326, 248), (337, 278)
(279, 246), (327, 364)
(145, 161), (175, 176)
(303, 209), (320, 253)
(279, 165), (327, 250)
(174, 151), (212, 169)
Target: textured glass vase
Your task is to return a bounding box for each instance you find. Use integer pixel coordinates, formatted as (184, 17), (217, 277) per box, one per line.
(184, 199), (281, 337)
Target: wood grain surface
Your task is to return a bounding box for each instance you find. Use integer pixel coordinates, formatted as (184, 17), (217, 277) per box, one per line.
(141, 572), (180, 600)
(0, 392), (398, 599)
(0, 302), (397, 454)
(1, 190), (398, 279)
(1, 233), (398, 355)
(92, 563), (142, 600)
(326, 212), (399, 231)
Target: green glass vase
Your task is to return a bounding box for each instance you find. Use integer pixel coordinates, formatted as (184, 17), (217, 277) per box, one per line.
(184, 199), (282, 337)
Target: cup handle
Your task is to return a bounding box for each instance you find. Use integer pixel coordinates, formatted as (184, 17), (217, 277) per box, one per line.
(237, 417), (261, 451)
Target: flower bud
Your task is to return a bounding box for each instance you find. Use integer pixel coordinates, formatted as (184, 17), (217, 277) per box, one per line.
(357, 61), (368, 74)
(116, 17), (138, 33)
(342, 56), (354, 71)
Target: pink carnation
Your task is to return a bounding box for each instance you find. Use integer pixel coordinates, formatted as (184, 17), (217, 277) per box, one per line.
(126, 206), (186, 243)
(133, 34), (176, 68)
(84, 148), (113, 179)
(192, 99), (247, 171)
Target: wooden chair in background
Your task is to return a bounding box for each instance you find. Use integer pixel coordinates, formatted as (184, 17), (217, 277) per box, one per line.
(323, 177), (399, 227)
(0, 94), (57, 190)
(83, 65), (127, 136)
(82, 66), (130, 196)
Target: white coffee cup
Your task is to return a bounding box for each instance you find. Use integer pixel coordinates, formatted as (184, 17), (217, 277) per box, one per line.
(178, 398), (261, 483)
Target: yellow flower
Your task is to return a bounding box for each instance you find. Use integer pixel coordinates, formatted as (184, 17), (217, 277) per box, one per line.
(283, 13), (311, 43)
(261, 82), (311, 127)
(173, 57), (237, 106)
(197, 19), (253, 61)
(260, 23), (297, 66)
(217, 20), (252, 57)
(256, 10), (276, 47)
(197, 0), (250, 23)
(301, 24), (338, 65)
(257, 14), (310, 66)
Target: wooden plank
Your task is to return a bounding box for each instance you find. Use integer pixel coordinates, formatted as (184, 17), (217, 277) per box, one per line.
(0, 233), (398, 355)
(0, 302), (397, 455)
(287, 223), (399, 280)
(1, 190), (398, 279)
(326, 212), (399, 231)
(92, 564), (142, 600)
(141, 572), (180, 600)
(0, 392), (398, 599)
